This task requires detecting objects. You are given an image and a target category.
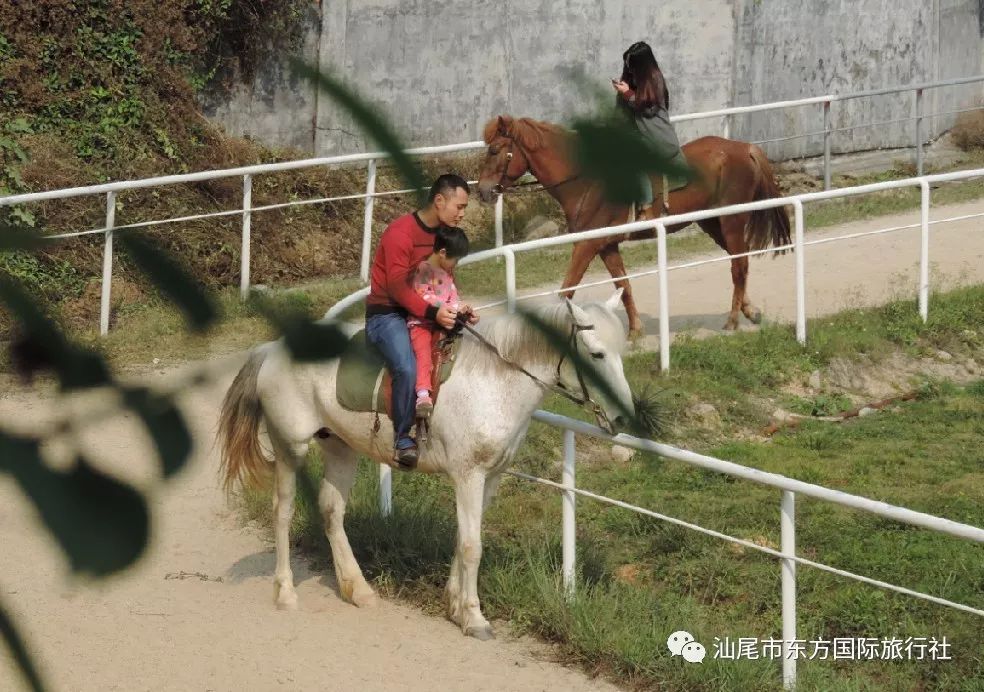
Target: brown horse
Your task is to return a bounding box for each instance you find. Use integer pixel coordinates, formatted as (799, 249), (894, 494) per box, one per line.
(476, 115), (792, 335)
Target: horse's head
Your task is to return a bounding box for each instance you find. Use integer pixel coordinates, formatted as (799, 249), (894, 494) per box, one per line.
(477, 115), (536, 203)
(560, 290), (635, 433)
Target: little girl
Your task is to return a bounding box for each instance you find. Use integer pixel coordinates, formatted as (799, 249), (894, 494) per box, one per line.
(407, 226), (479, 418)
(612, 41), (686, 219)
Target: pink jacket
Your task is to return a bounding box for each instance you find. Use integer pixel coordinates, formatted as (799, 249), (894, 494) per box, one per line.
(407, 261), (459, 328)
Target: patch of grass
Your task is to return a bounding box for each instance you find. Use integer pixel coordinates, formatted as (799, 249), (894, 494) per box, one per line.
(75, 277), (366, 367)
(951, 110), (984, 152)
(234, 286), (983, 691)
(240, 382), (983, 692)
(784, 392), (855, 417)
(805, 153), (984, 229)
(643, 284), (984, 428)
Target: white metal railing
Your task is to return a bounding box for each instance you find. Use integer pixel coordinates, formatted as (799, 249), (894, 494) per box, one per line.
(328, 165), (984, 378)
(510, 410), (984, 691)
(2, 74), (983, 334)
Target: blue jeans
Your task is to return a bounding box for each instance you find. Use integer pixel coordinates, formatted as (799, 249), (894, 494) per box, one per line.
(365, 312), (417, 449)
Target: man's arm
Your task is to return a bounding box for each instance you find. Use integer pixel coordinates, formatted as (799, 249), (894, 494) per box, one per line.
(381, 230), (438, 321)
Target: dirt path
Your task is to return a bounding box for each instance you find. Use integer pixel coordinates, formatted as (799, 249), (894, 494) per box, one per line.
(1, 200), (982, 692)
(503, 199), (984, 351)
(0, 364), (619, 692)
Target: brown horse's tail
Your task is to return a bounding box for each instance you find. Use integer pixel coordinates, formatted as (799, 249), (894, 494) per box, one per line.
(217, 347), (271, 493)
(747, 144), (792, 254)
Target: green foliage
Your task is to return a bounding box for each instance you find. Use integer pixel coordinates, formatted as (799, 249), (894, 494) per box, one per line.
(244, 376), (984, 692)
(0, 251), (87, 304)
(0, 58), (429, 691)
(0, 117), (36, 225)
(786, 392), (855, 417)
(0, 1), (307, 169)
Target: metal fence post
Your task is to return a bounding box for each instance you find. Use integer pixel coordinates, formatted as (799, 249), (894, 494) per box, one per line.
(822, 101), (832, 191)
(379, 464), (392, 518)
(504, 248), (517, 313)
(781, 490), (797, 690)
(494, 193), (504, 249)
(794, 200), (806, 345)
(240, 174), (252, 300)
(561, 429), (576, 597)
(915, 89), (925, 177)
(656, 222), (670, 372)
(360, 159), (378, 284)
(99, 191), (116, 336)
(919, 180), (930, 322)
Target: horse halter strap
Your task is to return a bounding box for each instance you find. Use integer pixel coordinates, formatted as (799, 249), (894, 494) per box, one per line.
(492, 136), (580, 195)
(553, 300), (608, 425)
(492, 144), (518, 194)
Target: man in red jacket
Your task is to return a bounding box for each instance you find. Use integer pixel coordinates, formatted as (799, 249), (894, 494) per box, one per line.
(365, 174), (472, 468)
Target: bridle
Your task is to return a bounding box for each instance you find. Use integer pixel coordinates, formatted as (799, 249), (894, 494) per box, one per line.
(454, 301), (615, 433)
(489, 136), (580, 196)
(488, 135), (591, 229)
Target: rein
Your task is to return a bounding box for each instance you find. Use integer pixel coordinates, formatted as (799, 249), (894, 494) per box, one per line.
(453, 304), (612, 430)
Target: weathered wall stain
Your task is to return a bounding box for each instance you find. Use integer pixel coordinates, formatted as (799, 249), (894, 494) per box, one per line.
(201, 0), (984, 161)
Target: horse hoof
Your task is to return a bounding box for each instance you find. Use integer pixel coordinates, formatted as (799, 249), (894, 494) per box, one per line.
(465, 624), (495, 641)
(722, 320), (739, 331)
(274, 582), (298, 610)
(628, 328), (645, 341)
(352, 589), (379, 609)
(749, 310), (763, 325)
(275, 594), (299, 611)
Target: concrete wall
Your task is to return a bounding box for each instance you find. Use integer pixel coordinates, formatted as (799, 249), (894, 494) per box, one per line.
(310, 0), (735, 154)
(730, 0), (984, 159)
(199, 5), (321, 152)
(202, 0), (984, 161)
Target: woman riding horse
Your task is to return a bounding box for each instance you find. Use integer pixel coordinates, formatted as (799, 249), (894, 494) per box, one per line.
(612, 40), (686, 220)
(477, 115), (791, 336)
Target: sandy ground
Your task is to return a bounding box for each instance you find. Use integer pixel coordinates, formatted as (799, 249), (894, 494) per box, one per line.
(528, 199), (984, 350)
(1, 199), (982, 692)
(0, 365), (622, 692)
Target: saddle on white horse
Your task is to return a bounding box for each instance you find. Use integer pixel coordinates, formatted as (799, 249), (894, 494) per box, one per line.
(334, 329), (462, 418)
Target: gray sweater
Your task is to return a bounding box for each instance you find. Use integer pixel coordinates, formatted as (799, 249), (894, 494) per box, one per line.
(616, 93), (685, 168)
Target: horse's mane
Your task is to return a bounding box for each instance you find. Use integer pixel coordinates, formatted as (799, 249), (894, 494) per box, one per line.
(481, 116), (571, 153)
(454, 301), (574, 374)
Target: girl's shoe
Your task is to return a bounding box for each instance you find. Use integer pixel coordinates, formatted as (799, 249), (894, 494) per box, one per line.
(415, 394), (434, 418)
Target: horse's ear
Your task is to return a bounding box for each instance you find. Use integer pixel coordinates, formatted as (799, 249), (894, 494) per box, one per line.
(605, 288), (625, 311)
(567, 299), (590, 325)
(497, 114), (513, 135)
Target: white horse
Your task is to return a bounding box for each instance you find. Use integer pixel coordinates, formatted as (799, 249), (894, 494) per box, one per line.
(217, 291), (634, 640)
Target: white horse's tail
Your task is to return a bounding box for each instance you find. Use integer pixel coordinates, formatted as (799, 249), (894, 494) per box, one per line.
(218, 347), (270, 492)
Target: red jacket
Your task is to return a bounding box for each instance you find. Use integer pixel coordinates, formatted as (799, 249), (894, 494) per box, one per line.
(365, 212), (441, 321)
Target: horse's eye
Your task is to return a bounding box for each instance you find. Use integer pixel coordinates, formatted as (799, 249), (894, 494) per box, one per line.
(489, 147), (498, 156)
(591, 352), (605, 360)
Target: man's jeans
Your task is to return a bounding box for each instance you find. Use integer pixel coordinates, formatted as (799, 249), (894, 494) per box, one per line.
(365, 312), (416, 449)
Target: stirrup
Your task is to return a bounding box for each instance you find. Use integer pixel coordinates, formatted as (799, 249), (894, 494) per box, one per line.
(415, 416), (430, 446)
(415, 399), (433, 419)
(392, 444), (418, 470)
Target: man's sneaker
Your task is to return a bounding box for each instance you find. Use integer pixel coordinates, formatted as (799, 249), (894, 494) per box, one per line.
(393, 443), (418, 470)
(415, 394), (434, 419)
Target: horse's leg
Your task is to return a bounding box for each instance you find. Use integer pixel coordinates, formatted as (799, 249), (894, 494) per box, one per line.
(446, 472), (501, 622)
(598, 242), (644, 338)
(482, 473), (502, 512)
(697, 218), (726, 252)
(720, 213), (753, 330)
(269, 435), (306, 610)
(560, 239), (604, 300)
(316, 434), (378, 608)
(450, 471), (493, 640)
